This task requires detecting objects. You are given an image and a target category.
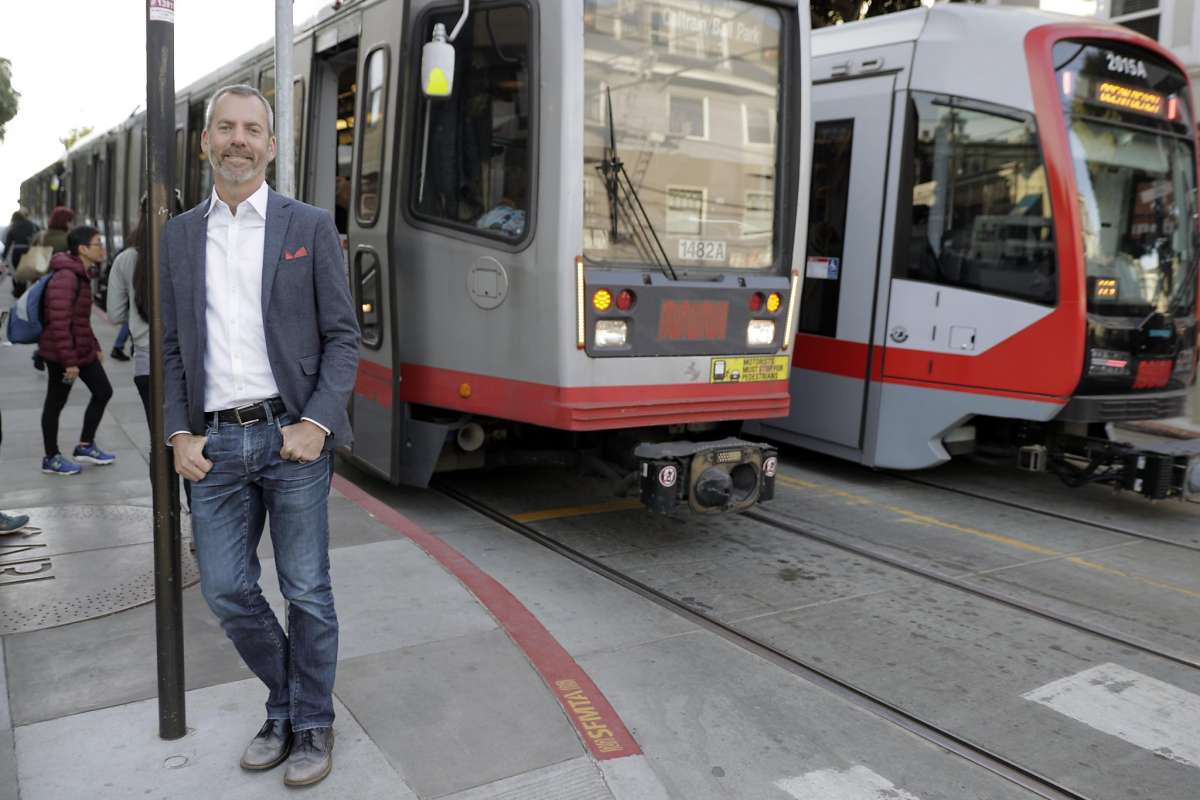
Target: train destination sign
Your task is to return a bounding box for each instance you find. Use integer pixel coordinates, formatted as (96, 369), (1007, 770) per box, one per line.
(1095, 80), (1168, 119)
(1056, 42), (1189, 128)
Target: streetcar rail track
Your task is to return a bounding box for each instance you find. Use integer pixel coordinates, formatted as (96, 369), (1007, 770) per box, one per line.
(886, 471), (1200, 555)
(744, 508), (1200, 672)
(435, 481), (1105, 800)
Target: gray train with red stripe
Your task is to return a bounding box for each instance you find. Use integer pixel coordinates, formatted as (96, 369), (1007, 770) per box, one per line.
(748, 5), (1200, 499)
(19, 0), (814, 513)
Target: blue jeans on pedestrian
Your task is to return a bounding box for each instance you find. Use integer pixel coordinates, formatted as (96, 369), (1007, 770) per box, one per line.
(190, 406), (338, 730)
(114, 323), (131, 350)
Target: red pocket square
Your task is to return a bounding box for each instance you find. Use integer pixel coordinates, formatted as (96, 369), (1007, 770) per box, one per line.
(284, 246), (309, 261)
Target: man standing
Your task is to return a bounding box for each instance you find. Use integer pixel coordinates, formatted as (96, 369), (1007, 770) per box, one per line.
(161, 84), (359, 787)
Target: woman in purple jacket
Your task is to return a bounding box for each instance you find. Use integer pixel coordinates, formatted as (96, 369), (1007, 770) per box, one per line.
(37, 225), (115, 476)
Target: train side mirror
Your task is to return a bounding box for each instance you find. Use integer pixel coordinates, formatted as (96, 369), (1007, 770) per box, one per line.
(421, 23), (455, 98)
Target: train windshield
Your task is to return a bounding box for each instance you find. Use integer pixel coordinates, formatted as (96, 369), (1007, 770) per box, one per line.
(1069, 121), (1197, 316)
(1054, 41), (1199, 317)
(581, 0), (785, 272)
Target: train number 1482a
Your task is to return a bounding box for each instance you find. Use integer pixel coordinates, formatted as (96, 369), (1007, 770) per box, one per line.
(678, 239), (727, 262)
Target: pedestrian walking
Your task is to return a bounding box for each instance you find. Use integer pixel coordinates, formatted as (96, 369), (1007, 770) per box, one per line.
(23, 207), (74, 371)
(3, 208), (37, 285)
(37, 225), (115, 477)
(106, 201), (192, 510)
(105, 210), (153, 419)
(33, 207), (73, 257)
(162, 85), (359, 787)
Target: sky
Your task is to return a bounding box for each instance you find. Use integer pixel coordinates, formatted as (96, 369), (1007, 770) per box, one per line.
(0, 0), (331, 218)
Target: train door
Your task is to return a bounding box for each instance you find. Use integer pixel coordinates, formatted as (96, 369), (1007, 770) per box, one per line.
(366, 1), (537, 486)
(345, 11), (400, 480)
(305, 32), (358, 230)
(762, 73), (896, 452)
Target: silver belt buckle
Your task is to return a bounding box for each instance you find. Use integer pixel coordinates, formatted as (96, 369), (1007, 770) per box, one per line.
(233, 402), (260, 426)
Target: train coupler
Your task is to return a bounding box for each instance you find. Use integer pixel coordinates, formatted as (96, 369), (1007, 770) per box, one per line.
(1047, 433), (1200, 500)
(634, 438), (777, 515)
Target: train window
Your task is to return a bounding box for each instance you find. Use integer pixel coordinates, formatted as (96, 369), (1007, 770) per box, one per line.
(412, 5), (532, 243)
(355, 250), (382, 348)
(899, 93), (1056, 305)
(584, 0), (784, 271)
(356, 48), (388, 226)
(800, 120), (853, 337)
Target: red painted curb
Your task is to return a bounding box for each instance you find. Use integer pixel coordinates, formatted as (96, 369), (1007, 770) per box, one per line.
(331, 474), (642, 761)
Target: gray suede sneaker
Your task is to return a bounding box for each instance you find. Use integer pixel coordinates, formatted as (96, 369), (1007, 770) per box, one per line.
(283, 727), (334, 786)
(240, 719), (292, 770)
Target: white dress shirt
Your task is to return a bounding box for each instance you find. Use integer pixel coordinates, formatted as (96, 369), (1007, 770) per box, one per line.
(167, 182), (328, 443)
(203, 181), (280, 413)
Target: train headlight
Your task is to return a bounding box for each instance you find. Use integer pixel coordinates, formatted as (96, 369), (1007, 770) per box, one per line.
(595, 320), (628, 348)
(747, 319), (776, 346)
(1088, 348), (1131, 376)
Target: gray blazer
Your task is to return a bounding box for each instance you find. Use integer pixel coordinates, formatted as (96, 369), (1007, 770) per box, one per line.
(161, 189), (360, 449)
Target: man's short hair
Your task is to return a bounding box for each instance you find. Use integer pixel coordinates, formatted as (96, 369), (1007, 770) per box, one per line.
(204, 84), (275, 136)
(67, 225), (101, 257)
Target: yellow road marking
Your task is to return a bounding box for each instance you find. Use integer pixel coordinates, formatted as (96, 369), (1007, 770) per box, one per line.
(885, 506), (1061, 557)
(776, 471), (1200, 602)
(513, 499), (644, 523)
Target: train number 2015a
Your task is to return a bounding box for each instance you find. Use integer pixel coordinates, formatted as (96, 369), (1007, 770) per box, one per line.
(1105, 51), (1149, 80)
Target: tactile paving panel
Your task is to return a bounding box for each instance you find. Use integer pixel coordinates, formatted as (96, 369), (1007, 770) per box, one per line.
(0, 505), (198, 634)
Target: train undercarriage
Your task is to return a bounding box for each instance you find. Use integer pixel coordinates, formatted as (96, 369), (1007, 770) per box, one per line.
(957, 417), (1200, 501)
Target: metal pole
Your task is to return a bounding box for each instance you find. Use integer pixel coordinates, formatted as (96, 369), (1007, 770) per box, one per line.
(275, 0), (295, 198)
(146, 0), (186, 741)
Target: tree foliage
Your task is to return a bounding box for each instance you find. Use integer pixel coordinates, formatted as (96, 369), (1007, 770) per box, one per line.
(59, 126), (94, 153)
(0, 58), (19, 143)
(812, 0), (979, 30)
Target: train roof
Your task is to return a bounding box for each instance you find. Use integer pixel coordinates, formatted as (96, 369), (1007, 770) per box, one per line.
(813, 3), (1122, 57)
(813, 4), (1156, 115)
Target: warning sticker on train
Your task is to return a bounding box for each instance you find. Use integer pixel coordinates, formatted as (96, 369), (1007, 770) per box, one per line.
(710, 356), (789, 384)
(658, 466), (678, 488)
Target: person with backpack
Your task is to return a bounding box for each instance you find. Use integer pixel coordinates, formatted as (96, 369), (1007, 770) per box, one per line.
(36, 225), (115, 477)
(14, 206), (71, 299)
(3, 209), (37, 284)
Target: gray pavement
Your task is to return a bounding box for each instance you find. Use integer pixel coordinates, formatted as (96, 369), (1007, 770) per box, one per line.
(0, 274), (1065, 799)
(449, 459), (1200, 799)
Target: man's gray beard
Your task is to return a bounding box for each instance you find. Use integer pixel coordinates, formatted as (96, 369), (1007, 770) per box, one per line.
(213, 153), (259, 184)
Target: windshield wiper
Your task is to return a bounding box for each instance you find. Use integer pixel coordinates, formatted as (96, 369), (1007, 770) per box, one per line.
(598, 87), (677, 280)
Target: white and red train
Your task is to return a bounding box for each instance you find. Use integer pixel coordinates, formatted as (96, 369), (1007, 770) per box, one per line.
(21, 0), (815, 513)
(751, 4), (1200, 498)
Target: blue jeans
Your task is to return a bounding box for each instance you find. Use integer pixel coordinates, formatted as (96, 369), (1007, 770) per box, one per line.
(114, 323), (131, 349)
(191, 407), (338, 730)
